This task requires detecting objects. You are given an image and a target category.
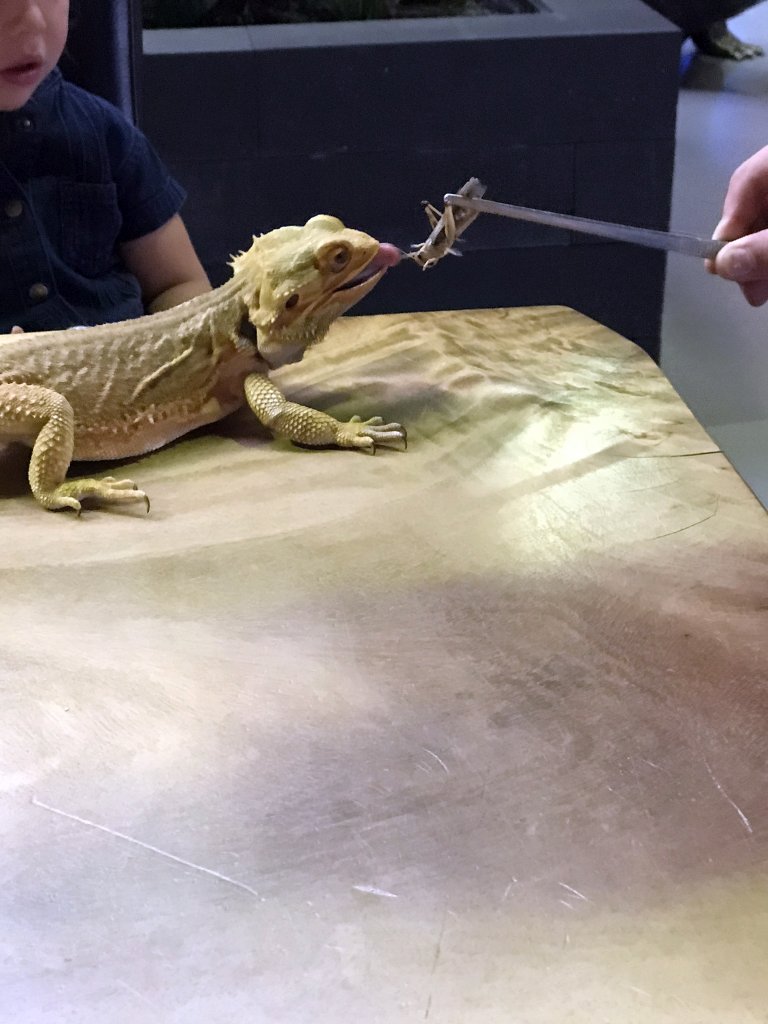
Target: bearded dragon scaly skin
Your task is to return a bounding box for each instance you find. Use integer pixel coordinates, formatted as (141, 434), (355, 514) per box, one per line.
(0, 215), (405, 514)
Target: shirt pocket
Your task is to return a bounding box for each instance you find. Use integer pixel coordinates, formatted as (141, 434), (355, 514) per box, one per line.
(58, 181), (122, 278)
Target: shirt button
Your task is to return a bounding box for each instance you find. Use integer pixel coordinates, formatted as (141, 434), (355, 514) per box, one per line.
(15, 116), (34, 132)
(4, 198), (23, 219)
(28, 282), (49, 302)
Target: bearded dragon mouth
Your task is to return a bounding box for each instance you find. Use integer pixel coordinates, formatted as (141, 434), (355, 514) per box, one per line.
(335, 265), (382, 292)
(334, 243), (402, 293)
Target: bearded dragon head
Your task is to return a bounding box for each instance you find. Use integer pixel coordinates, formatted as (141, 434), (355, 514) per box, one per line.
(230, 215), (400, 369)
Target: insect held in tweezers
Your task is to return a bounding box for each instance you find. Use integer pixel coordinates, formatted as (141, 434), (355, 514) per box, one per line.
(407, 177), (486, 270)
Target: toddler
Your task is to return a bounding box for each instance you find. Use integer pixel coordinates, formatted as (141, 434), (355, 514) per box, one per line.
(0, 0), (210, 334)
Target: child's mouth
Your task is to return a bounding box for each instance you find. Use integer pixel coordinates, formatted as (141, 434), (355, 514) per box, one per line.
(1, 60), (44, 88)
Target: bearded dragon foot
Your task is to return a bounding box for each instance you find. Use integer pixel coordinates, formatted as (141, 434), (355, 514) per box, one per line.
(335, 415), (407, 453)
(243, 373), (407, 452)
(41, 476), (150, 515)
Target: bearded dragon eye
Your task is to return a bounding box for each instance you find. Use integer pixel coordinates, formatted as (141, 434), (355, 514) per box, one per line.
(285, 293), (299, 309)
(330, 247), (350, 271)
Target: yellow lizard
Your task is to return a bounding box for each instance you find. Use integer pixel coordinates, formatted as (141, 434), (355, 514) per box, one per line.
(0, 215), (405, 514)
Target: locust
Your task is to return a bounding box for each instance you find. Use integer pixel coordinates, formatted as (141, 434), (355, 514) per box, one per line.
(407, 177), (487, 269)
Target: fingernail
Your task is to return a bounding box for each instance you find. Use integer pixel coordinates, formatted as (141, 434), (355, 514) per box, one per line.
(720, 245), (756, 280)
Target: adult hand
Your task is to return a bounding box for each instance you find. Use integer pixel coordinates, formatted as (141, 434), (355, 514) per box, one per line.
(711, 145), (768, 306)
(10, 325), (23, 333)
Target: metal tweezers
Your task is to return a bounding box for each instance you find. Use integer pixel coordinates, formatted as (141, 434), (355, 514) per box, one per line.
(443, 193), (726, 260)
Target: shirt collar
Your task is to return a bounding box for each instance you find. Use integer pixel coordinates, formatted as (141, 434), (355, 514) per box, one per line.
(0, 66), (62, 134)
(24, 66), (63, 118)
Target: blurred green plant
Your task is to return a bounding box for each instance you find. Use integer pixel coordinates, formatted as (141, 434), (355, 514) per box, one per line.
(143, 0), (212, 28)
(142, 0), (535, 28)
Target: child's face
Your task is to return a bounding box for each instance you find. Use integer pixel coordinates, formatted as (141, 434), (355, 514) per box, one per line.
(0, 0), (69, 111)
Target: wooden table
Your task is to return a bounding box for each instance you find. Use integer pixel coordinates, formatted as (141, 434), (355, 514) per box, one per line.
(2, 307), (767, 1023)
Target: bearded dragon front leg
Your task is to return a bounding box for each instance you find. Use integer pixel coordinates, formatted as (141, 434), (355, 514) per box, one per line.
(0, 383), (148, 513)
(244, 373), (406, 452)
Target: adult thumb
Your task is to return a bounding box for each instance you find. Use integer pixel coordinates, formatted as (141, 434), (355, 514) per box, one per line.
(715, 231), (768, 282)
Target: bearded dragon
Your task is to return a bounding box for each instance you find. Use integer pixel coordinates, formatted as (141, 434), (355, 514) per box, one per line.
(0, 215), (405, 514)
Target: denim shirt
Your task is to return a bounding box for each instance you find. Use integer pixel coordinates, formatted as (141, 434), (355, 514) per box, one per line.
(0, 68), (186, 334)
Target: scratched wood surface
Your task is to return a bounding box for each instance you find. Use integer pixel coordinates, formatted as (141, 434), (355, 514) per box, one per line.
(2, 306), (767, 1023)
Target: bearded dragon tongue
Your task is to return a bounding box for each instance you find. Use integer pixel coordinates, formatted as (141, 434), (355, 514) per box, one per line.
(341, 243), (401, 285)
(375, 243), (402, 268)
